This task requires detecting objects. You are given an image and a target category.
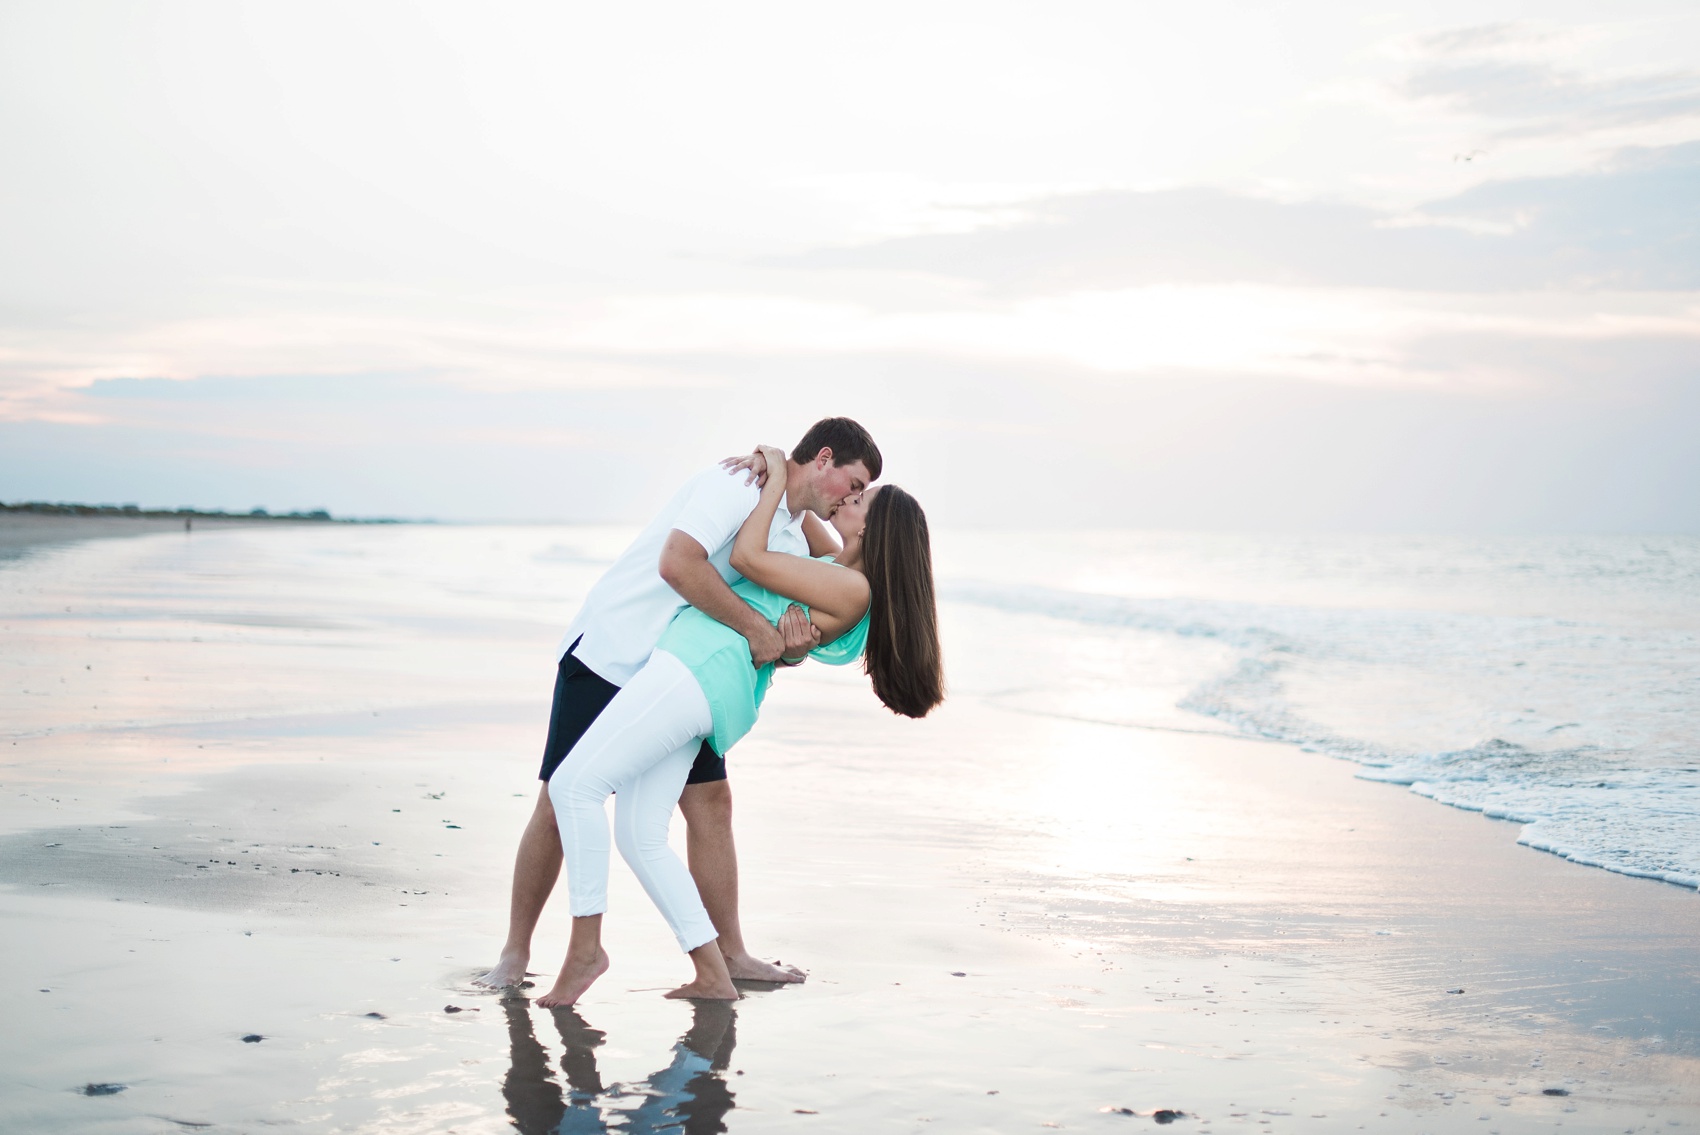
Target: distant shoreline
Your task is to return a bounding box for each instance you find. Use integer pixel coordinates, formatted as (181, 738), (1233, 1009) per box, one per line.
(0, 501), (402, 523)
(0, 504), (406, 562)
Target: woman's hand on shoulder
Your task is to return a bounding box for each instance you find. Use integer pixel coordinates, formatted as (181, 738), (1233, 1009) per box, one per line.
(751, 441), (788, 496)
(719, 447), (769, 487)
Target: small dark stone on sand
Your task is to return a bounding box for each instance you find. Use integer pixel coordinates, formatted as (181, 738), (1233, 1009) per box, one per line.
(241, 1034), (264, 1043)
(80, 1083), (126, 1096)
(1543, 1088), (1570, 1097)
(363, 1012), (386, 1019)
(1153, 1110), (1186, 1123)
(987, 1090), (999, 1095)
(950, 971), (966, 977)
(792, 1109), (818, 1115)
(1103, 1106), (1136, 1115)
(1447, 988), (1465, 994)
(444, 1004), (479, 1013)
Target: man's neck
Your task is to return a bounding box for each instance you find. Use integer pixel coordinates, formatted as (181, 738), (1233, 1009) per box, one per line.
(780, 457), (813, 520)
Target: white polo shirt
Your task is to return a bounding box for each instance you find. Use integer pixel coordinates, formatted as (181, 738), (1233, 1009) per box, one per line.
(556, 464), (810, 686)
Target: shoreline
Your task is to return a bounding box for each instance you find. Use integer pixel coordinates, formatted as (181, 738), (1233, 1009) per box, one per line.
(2, 522), (1696, 1132)
(0, 509), (399, 561)
(1044, 709), (1700, 897)
(5, 685), (1699, 1131)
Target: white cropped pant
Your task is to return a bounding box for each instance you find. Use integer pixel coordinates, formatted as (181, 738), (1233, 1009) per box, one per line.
(547, 649), (718, 953)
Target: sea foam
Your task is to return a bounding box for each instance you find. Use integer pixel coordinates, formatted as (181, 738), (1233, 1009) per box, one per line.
(944, 533), (1700, 891)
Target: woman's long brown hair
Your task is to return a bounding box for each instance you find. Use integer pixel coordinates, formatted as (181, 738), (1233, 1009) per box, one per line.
(860, 485), (944, 718)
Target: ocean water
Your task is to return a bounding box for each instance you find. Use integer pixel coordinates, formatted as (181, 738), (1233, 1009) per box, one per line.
(936, 531), (1700, 890)
(5, 525), (1696, 893)
(9, 522), (1700, 1134)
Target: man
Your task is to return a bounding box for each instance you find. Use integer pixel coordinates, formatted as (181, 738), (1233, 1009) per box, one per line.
(475, 417), (881, 989)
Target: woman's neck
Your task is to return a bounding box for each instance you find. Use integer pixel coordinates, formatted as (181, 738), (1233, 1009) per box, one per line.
(835, 535), (864, 572)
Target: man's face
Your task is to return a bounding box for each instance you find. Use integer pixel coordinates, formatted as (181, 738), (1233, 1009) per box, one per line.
(801, 454), (872, 518)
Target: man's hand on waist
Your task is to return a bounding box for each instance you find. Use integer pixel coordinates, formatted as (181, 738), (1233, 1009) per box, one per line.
(745, 620), (786, 667)
(776, 603), (818, 666)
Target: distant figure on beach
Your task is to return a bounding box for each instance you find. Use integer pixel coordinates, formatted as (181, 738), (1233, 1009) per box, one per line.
(476, 418), (943, 1003)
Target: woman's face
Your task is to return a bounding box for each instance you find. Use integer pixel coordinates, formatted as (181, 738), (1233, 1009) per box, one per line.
(830, 485), (878, 544)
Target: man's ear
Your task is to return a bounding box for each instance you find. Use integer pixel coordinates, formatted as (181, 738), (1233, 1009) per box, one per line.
(814, 447), (834, 470)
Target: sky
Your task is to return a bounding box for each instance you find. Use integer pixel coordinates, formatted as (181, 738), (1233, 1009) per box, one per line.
(1, 0), (1696, 529)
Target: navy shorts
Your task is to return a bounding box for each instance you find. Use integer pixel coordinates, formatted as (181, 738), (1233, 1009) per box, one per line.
(538, 646), (725, 785)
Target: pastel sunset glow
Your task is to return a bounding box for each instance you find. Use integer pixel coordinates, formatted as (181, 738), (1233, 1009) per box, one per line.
(2, 0), (1696, 528)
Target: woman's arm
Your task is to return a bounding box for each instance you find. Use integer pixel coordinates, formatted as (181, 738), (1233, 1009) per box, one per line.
(731, 447), (869, 634)
(801, 512), (841, 558)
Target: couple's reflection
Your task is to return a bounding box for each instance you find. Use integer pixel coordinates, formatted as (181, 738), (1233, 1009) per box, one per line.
(502, 995), (737, 1135)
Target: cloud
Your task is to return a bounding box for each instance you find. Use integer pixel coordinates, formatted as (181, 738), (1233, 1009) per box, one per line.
(1397, 20), (1700, 137)
(1403, 60), (1700, 136)
(764, 143), (1700, 294)
(6, 142), (1693, 423)
(4, 345), (1696, 531)
(0, 310), (734, 422)
(1415, 22), (1554, 57)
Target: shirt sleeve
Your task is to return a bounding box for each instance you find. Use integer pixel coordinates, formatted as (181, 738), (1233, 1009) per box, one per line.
(671, 467), (760, 558)
(810, 612), (869, 666)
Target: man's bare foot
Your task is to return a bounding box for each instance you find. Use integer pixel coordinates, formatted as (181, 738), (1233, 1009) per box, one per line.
(664, 976), (739, 1001)
(723, 952), (806, 983)
(472, 950), (532, 989)
(534, 948), (610, 1008)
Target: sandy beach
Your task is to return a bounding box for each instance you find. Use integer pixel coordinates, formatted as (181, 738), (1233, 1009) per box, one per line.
(0, 513), (348, 568)
(3, 519), (1698, 1133)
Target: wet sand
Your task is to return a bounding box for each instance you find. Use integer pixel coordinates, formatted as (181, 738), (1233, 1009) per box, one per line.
(0, 513), (317, 562)
(3, 524), (1699, 1133)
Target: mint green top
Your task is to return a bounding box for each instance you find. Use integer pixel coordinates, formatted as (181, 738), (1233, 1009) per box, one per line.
(655, 560), (870, 757)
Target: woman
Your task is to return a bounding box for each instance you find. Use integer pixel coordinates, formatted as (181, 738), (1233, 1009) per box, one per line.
(535, 446), (944, 1007)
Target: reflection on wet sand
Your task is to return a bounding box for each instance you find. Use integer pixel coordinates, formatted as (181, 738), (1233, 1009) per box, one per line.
(502, 996), (737, 1135)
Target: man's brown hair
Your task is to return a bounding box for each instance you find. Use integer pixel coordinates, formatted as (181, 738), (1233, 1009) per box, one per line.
(791, 417), (882, 482)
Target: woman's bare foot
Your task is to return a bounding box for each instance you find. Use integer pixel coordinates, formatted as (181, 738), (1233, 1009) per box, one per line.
(664, 939), (739, 1001)
(664, 976), (739, 1001)
(723, 951), (806, 983)
(534, 948), (610, 1008)
(472, 950), (532, 989)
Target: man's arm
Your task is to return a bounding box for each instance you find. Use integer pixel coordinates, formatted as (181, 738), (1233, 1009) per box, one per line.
(658, 530), (785, 667)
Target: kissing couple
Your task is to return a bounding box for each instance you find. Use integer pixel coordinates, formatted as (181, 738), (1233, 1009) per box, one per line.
(475, 417), (943, 1005)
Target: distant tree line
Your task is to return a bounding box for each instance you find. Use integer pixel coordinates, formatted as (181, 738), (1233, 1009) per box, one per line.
(1, 501), (345, 521)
